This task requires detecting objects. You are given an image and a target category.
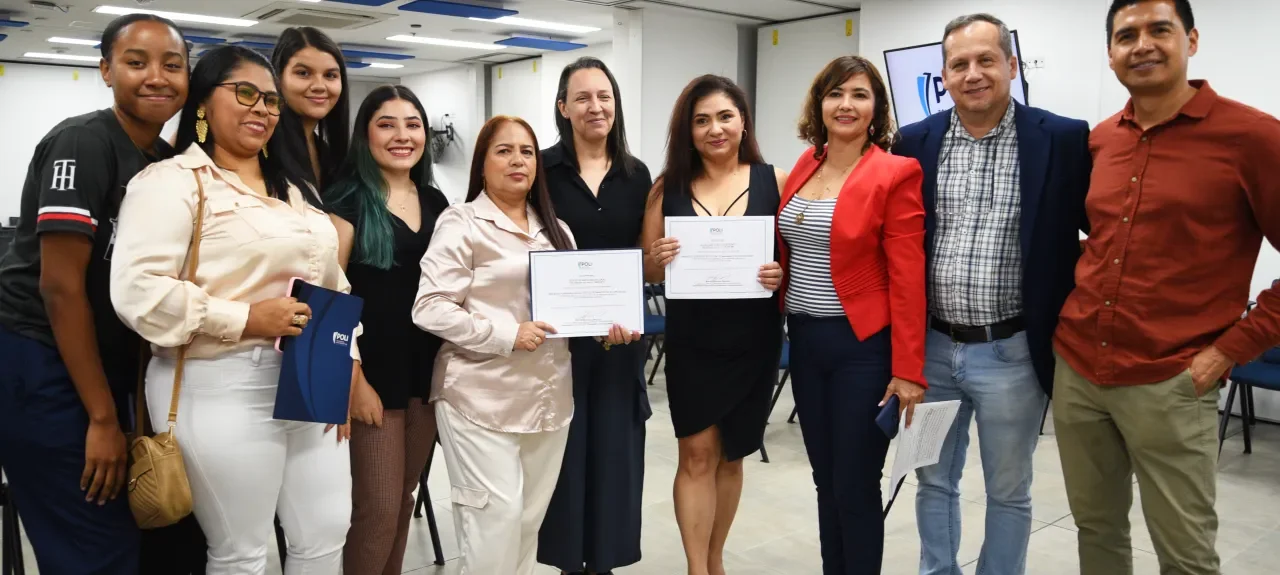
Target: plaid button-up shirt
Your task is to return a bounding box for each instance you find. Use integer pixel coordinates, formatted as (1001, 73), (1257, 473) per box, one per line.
(930, 101), (1023, 326)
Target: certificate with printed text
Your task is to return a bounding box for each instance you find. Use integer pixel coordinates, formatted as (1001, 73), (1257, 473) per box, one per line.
(664, 216), (774, 300)
(529, 249), (645, 338)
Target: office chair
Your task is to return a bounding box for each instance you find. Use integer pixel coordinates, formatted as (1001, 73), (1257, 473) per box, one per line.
(1219, 346), (1280, 456)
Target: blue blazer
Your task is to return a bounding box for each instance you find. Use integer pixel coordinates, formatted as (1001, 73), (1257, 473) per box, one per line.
(892, 102), (1091, 397)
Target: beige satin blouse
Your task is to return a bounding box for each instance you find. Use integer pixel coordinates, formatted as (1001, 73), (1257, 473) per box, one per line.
(110, 143), (360, 361)
(413, 192), (575, 433)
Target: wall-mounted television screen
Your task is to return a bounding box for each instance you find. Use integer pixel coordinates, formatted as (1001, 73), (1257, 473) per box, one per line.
(884, 30), (1029, 127)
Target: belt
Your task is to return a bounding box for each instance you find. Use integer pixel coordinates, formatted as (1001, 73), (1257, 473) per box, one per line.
(930, 316), (1025, 343)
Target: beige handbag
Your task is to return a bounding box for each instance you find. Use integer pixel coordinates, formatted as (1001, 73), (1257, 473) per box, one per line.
(127, 170), (207, 529)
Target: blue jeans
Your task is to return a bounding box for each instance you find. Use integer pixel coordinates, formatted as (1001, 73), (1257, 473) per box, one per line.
(0, 327), (140, 574)
(789, 315), (892, 575)
(915, 329), (1046, 575)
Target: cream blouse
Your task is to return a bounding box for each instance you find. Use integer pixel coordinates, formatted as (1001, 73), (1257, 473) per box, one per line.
(413, 192), (575, 433)
(110, 143), (360, 361)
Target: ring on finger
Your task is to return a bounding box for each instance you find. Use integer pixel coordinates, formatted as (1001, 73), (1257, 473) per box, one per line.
(291, 314), (309, 327)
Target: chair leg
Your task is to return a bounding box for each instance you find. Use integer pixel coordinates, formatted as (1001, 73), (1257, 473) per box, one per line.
(1242, 383), (1253, 455)
(645, 337), (658, 385)
(2, 479), (23, 575)
(422, 482), (445, 565)
(769, 370), (790, 416)
(647, 343), (665, 387)
(787, 406), (798, 424)
(1039, 400), (1051, 436)
(275, 515), (287, 565)
(1245, 383), (1257, 426)
(414, 468), (428, 519)
(1218, 380), (1238, 457)
(759, 441), (770, 464)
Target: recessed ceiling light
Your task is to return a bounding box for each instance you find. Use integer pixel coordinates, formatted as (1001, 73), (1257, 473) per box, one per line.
(386, 35), (504, 51)
(469, 16), (600, 34)
(93, 6), (258, 28)
(48, 36), (100, 46)
(24, 51), (100, 62)
(367, 62), (404, 69)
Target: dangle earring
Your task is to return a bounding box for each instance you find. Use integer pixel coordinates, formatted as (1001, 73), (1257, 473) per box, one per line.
(869, 125), (876, 136)
(261, 147), (268, 159)
(195, 109), (208, 143)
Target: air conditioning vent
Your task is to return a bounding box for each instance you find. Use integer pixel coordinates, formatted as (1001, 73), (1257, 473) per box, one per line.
(248, 5), (389, 30)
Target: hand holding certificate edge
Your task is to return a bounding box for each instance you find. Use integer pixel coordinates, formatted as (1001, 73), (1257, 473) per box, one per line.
(649, 235), (783, 292)
(515, 321), (558, 352)
(595, 323), (642, 347)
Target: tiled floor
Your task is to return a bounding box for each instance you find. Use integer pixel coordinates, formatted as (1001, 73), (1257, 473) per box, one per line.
(8, 364), (1280, 574)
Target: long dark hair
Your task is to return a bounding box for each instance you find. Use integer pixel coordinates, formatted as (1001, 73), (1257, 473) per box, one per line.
(553, 57), (636, 176)
(798, 55), (895, 156)
(658, 75), (764, 197)
(271, 27), (351, 191)
(324, 85), (435, 269)
(467, 116), (572, 251)
(174, 46), (319, 207)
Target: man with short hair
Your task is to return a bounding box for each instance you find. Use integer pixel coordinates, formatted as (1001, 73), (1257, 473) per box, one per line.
(893, 13), (1091, 575)
(1054, 0), (1280, 573)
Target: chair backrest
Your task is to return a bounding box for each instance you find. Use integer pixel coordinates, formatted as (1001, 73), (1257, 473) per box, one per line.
(1261, 347), (1280, 365)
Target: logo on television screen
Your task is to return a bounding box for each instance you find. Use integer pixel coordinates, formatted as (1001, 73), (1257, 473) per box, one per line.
(578, 261), (592, 269)
(916, 72), (948, 117)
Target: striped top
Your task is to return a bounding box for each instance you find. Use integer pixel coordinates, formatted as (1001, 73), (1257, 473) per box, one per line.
(779, 197), (842, 317)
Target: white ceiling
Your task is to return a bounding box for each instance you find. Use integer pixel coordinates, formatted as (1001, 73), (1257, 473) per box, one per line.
(0, 0), (859, 77)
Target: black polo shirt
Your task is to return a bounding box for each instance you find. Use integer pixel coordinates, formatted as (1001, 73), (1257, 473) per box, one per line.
(543, 142), (652, 250)
(0, 108), (174, 390)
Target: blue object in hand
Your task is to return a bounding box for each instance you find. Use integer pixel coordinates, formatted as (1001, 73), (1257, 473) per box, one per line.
(876, 395), (901, 439)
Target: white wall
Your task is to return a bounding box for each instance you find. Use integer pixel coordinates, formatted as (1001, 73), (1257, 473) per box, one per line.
(756, 12), (861, 169)
(0, 64), (116, 222)
(401, 64), (486, 204)
(488, 43), (617, 150)
(639, 8), (741, 172)
(859, 0), (1109, 127)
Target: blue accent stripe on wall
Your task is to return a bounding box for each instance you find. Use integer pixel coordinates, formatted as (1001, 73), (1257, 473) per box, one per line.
(495, 36), (586, 51)
(346, 62), (371, 68)
(340, 49), (413, 61)
(185, 35), (227, 45)
(0, 34), (7, 42)
(398, 0), (517, 19)
(231, 40), (276, 50)
(320, 0), (398, 5)
(0, 20), (29, 28)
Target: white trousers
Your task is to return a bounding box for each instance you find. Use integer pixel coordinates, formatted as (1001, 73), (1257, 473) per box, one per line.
(147, 347), (352, 575)
(434, 400), (570, 575)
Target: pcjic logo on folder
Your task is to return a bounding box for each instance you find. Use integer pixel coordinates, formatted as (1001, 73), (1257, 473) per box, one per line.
(332, 332), (351, 347)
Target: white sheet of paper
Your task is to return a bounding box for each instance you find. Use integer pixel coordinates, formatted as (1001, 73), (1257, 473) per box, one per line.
(889, 400), (962, 491)
(529, 249), (645, 338)
(664, 216), (774, 300)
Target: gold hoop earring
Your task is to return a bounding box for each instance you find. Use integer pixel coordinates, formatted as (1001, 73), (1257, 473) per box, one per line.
(195, 108), (208, 144)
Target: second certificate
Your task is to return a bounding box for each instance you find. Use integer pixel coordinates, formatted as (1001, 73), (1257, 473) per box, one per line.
(529, 248), (645, 338)
(664, 215), (775, 300)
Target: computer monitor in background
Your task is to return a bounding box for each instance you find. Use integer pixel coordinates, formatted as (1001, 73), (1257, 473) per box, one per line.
(883, 30), (1029, 127)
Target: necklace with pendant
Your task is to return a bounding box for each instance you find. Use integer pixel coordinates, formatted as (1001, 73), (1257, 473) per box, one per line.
(795, 157), (858, 224)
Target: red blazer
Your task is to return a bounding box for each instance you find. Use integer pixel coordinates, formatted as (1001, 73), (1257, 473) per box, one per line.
(778, 145), (927, 385)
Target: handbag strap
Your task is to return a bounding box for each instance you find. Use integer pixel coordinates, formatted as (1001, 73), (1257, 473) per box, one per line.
(133, 169), (208, 435)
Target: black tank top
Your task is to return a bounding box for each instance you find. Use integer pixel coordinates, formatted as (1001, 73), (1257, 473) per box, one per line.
(661, 163), (781, 351)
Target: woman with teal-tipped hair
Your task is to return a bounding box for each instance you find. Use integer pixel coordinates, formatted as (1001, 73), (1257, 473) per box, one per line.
(323, 84), (450, 575)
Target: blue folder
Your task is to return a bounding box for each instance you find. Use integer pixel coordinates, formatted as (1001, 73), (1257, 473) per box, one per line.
(274, 281), (364, 424)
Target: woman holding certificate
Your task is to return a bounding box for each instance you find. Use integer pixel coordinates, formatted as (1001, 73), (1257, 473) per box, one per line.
(537, 58), (652, 575)
(776, 55), (926, 574)
(641, 74), (786, 575)
(412, 115), (576, 575)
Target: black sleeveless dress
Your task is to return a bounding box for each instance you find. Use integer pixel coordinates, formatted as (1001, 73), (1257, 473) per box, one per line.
(661, 163), (784, 461)
(345, 186), (450, 409)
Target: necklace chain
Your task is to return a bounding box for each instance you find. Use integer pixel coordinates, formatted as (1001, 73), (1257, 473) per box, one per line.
(794, 157), (858, 224)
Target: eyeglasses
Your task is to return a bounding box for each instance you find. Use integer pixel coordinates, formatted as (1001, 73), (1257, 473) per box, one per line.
(216, 82), (282, 116)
